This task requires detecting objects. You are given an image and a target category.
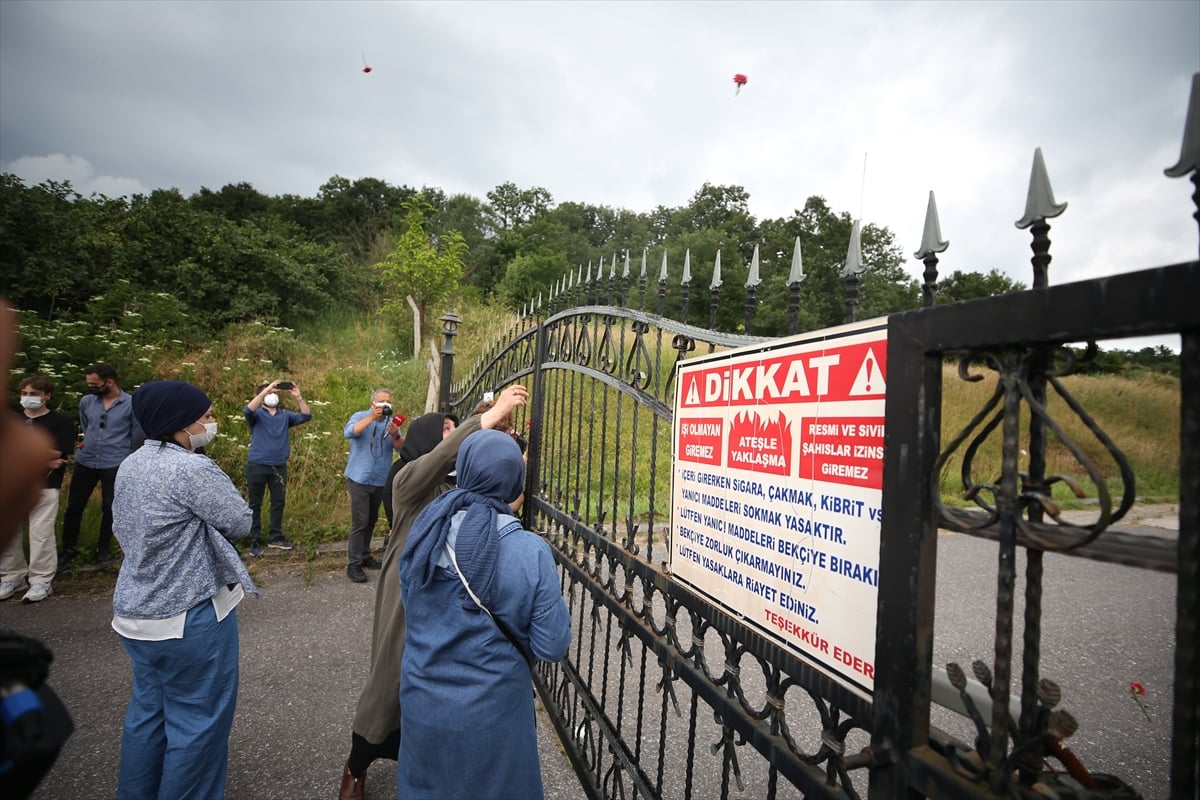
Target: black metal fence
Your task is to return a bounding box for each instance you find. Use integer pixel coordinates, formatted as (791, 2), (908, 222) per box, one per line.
(438, 77), (1199, 800)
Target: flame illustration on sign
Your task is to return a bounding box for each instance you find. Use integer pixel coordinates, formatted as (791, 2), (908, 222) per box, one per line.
(728, 410), (792, 475)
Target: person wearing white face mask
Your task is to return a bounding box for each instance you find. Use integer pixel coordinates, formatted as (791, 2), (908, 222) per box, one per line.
(242, 380), (312, 556)
(111, 380), (256, 800)
(0, 376), (77, 603)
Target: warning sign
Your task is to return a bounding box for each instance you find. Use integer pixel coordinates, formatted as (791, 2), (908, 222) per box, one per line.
(678, 417), (723, 466)
(678, 339), (886, 409)
(670, 319), (887, 697)
(798, 416), (884, 489)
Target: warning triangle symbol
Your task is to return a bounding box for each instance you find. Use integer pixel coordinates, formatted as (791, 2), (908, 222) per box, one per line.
(848, 348), (886, 395)
(684, 377), (701, 405)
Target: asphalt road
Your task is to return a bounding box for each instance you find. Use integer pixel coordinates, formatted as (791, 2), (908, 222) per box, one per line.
(3, 555), (579, 800)
(1, 507), (1180, 800)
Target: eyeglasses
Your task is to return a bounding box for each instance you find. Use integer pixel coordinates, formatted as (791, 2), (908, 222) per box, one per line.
(99, 410), (107, 430)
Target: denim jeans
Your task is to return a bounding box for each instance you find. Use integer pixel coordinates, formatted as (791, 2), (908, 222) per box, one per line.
(117, 602), (239, 799)
(244, 461), (288, 542)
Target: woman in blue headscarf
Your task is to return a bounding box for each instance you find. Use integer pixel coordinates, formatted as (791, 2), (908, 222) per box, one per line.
(397, 429), (571, 800)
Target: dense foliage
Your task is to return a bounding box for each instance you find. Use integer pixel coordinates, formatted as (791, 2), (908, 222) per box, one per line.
(3, 169), (1170, 408)
(0, 172), (1181, 549)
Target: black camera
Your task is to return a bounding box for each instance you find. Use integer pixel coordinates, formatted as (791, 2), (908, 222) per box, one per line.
(276, 381), (294, 390)
(379, 402), (393, 418)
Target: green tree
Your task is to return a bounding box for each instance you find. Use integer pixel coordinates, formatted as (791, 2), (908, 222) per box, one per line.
(486, 182), (553, 230)
(937, 268), (1026, 304)
(318, 175), (417, 264)
(427, 191), (499, 294)
(496, 251), (569, 310)
(755, 197), (913, 335)
(376, 199), (467, 355)
(0, 175), (128, 318)
(188, 182), (273, 222)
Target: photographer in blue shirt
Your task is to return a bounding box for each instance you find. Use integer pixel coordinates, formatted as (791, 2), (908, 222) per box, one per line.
(242, 380), (312, 556)
(342, 388), (403, 583)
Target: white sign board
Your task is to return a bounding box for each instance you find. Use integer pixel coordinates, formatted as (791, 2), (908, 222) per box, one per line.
(670, 319), (887, 696)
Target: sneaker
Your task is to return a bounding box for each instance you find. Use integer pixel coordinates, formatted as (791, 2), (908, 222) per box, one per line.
(268, 538), (295, 551)
(347, 564), (368, 583)
(58, 549), (77, 569)
(0, 578), (28, 601)
(361, 556), (382, 570)
(248, 540), (265, 557)
(22, 582), (52, 604)
(94, 550), (116, 567)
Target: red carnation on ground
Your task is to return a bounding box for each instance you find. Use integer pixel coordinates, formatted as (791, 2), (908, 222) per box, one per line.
(1129, 681), (1152, 721)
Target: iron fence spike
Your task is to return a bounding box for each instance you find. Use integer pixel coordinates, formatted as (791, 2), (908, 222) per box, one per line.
(915, 190), (950, 258)
(745, 244), (761, 288)
(1016, 147), (1068, 228)
(1165, 72), (1199, 177)
(787, 236), (806, 285)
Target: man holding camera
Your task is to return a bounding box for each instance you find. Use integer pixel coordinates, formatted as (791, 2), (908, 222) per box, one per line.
(342, 388), (404, 583)
(243, 380), (312, 556)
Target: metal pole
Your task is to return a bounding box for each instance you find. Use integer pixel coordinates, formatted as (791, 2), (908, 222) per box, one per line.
(438, 310), (460, 413)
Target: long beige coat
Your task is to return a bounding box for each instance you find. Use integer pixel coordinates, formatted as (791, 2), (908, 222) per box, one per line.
(352, 415), (482, 743)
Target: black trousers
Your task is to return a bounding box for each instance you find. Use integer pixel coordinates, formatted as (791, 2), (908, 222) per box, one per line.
(346, 479), (386, 567)
(347, 729), (401, 777)
(60, 463), (119, 555)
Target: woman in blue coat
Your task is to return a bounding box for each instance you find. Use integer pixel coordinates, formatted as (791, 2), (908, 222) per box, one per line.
(398, 429), (571, 800)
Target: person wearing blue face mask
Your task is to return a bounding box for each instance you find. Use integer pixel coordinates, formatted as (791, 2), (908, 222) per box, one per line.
(111, 380), (256, 800)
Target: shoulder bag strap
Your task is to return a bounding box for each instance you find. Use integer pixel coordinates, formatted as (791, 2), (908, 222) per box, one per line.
(444, 522), (535, 670)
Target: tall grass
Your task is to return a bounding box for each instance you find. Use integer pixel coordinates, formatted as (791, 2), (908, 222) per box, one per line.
(59, 307), (1181, 555)
(939, 365), (1180, 505)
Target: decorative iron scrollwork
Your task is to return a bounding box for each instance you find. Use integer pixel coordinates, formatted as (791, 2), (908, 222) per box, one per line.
(709, 715), (747, 792)
(598, 316), (619, 375)
(667, 333), (696, 394)
(939, 660), (1142, 798)
(625, 320), (653, 391)
(934, 344), (1136, 551)
(573, 320), (592, 366)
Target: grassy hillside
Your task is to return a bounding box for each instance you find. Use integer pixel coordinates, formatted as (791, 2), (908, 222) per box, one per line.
(938, 364), (1179, 506)
(59, 303), (1181, 555)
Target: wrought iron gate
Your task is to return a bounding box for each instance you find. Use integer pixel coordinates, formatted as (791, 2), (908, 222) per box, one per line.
(437, 79), (1199, 800)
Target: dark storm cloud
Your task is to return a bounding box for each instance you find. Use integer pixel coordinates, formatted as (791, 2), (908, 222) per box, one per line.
(1, 0), (1197, 306)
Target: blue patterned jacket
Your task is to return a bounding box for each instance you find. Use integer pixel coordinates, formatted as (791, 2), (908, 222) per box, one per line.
(112, 441), (257, 619)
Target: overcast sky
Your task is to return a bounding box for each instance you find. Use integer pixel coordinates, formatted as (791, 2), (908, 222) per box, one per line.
(2, 0), (1197, 341)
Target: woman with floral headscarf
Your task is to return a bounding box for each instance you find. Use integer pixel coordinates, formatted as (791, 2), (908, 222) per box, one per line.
(397, 429), (571, 800)
(111, 380), (255, 800)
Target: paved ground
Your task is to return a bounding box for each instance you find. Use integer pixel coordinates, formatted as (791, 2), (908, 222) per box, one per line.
(2, 539), (580, 800)
(1, 504), (1182, 799)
